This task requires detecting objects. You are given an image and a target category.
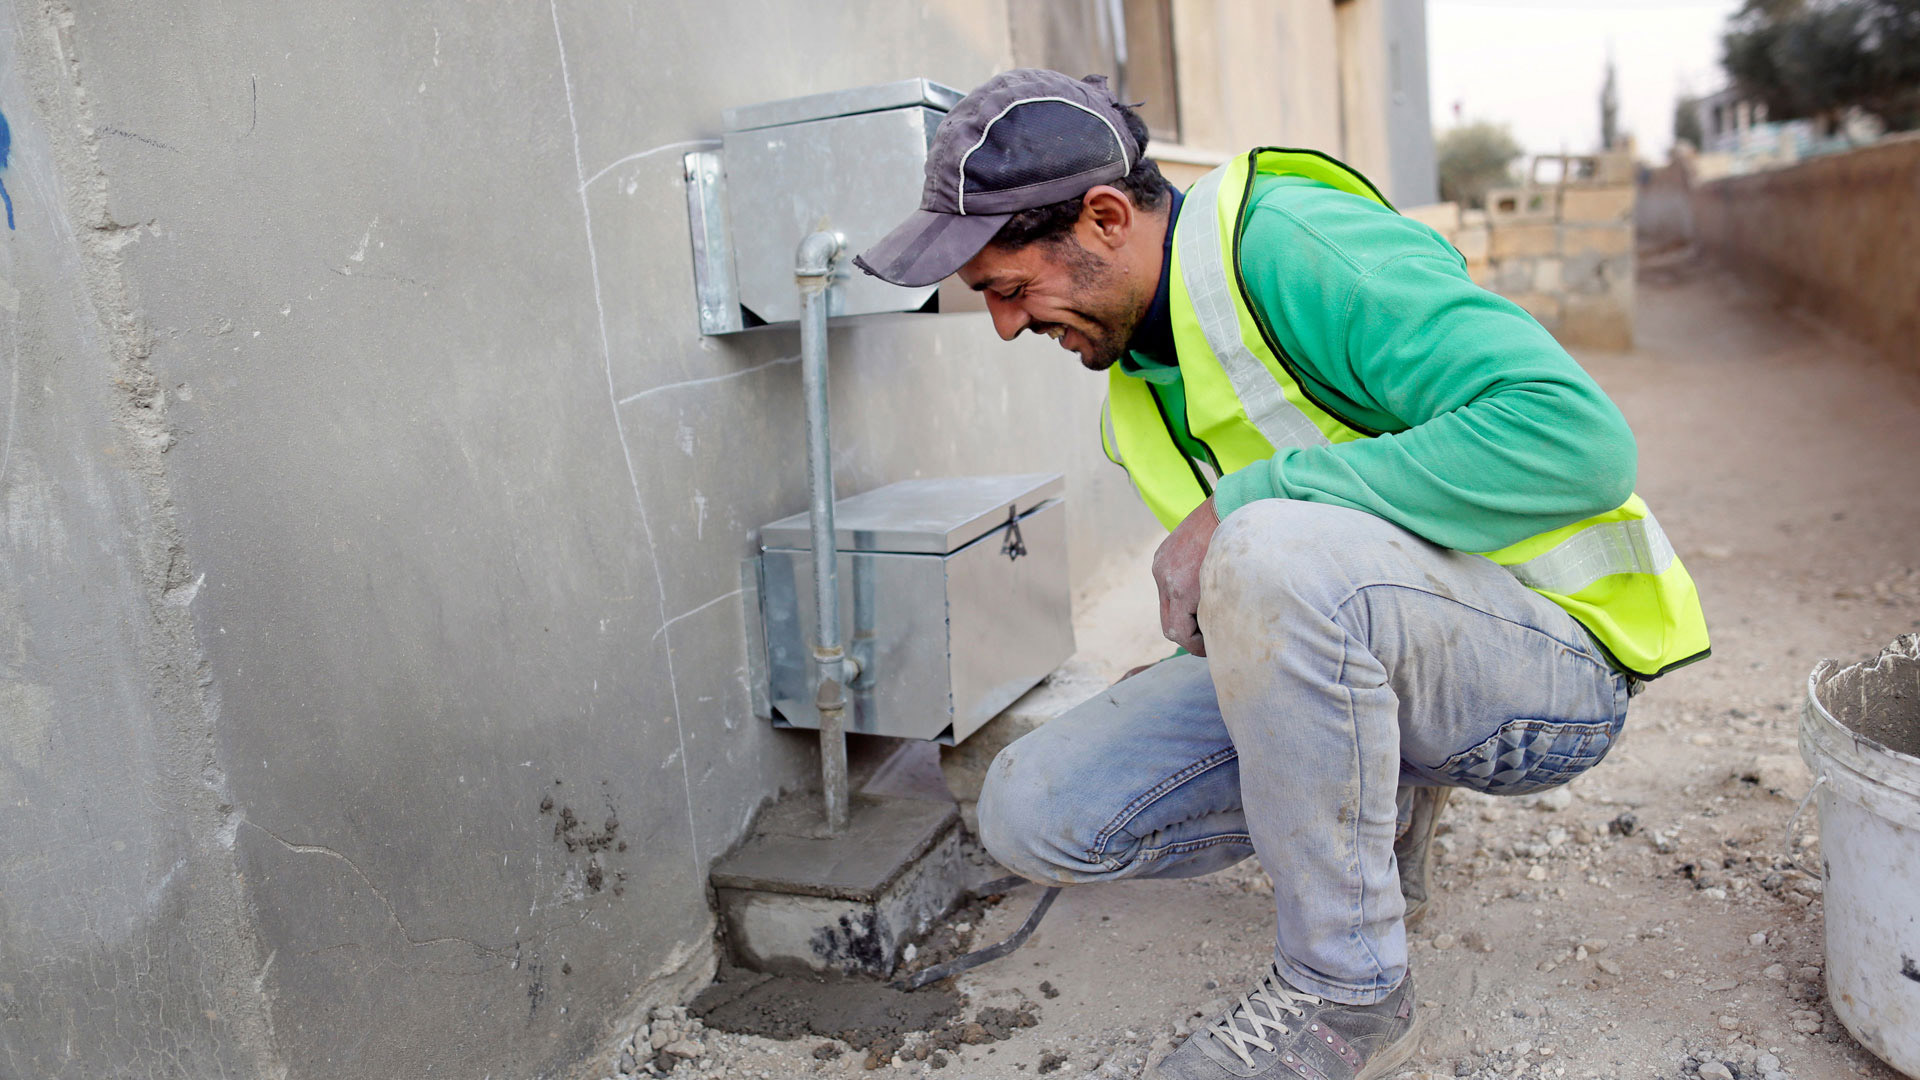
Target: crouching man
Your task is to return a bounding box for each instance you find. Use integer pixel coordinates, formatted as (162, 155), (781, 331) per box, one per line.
(855, 69), (1709, 1080)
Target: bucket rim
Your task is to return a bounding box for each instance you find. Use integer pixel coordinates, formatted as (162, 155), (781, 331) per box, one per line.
(1804, 664), (1920, 766)
(1803, 665), (1920, 818)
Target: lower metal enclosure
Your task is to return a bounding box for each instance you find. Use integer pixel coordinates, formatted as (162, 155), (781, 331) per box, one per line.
(754, 475), (1074, 745)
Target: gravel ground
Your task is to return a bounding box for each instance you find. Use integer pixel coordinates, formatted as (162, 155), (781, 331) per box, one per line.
(581, 260), (1920, 1079)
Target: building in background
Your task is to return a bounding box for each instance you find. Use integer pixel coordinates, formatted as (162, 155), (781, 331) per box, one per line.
(1687, 85), (1886, 179)
(0, 3), (1431, 1078)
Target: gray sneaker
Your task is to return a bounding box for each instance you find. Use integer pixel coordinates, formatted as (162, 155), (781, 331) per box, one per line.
(1396, 786), (1452, 929)
(1153, 965), (1420, 1079)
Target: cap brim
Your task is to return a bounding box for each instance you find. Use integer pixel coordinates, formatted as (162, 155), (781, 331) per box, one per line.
(853, 208), (1012, 288)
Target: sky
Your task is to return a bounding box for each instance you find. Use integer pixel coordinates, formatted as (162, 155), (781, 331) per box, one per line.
(1426, 0), (1743, 160)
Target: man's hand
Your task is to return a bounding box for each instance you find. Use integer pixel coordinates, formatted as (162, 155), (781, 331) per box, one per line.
(1152, 497), (1221, 657)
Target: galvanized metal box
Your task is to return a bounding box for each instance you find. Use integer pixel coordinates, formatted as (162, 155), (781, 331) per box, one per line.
(687, 79), (976, 334)
(755, 475), (1074, 745)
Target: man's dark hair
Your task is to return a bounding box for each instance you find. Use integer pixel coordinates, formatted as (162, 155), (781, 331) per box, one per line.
(990, 102), (1168, 251)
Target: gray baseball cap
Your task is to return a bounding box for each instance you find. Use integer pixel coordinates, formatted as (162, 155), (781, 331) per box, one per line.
(853, 69), (1139, 288)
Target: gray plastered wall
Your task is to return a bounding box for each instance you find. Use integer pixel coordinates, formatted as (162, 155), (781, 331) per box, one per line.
(0, 2), (1159, 1078)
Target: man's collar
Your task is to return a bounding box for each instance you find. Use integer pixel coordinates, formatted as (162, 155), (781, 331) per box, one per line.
(1121, 185), (1183, 372)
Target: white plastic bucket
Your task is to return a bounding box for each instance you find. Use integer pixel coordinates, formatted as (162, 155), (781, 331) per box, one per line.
(1800, 634), (1920, 1078)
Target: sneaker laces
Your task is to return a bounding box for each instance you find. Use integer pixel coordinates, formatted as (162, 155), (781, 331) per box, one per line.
(1202, 964), (1323, 1068)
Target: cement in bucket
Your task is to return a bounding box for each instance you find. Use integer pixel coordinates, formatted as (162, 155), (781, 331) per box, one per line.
(1800, 633), (1920, 1077)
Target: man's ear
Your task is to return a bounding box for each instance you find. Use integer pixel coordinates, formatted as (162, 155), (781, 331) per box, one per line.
(1078, 185), (1134, 252)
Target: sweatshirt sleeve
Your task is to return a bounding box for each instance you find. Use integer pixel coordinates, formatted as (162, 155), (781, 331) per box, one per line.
(1210, 188), (1637, 554)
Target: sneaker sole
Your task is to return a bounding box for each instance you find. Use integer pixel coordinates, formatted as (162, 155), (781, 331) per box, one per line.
(1354, 1008), (1426, 1080)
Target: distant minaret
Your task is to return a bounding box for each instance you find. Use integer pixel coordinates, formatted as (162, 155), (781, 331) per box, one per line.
(1600, 53), (1621, 150)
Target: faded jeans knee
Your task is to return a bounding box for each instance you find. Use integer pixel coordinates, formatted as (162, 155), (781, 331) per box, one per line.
(976, 741), (1061, 885)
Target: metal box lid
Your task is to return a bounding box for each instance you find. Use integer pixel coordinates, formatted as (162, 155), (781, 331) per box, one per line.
(761, 473), (1064, 555)
(723, 78), (962, 132)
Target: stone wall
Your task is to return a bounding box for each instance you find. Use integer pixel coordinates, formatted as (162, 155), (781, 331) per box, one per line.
(1407, 152), (1638, 351)
(1690, 134), (1920, 366)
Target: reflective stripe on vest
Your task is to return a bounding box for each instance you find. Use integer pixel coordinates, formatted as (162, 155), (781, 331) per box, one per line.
(1505, 514), (1677, 596)
(1104, 147), (1711, 678)
(1176, 165), (1329, 452)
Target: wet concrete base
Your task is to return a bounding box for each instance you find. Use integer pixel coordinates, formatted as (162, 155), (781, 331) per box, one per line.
(691, 964), (1041, 1069)
(691, 967), (962, 1046)
(709, 793), (974, 976)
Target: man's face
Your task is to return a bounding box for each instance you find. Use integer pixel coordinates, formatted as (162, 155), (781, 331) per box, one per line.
(957, 233), (1147, 371)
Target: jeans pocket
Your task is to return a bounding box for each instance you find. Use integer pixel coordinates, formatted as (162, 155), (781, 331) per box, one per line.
(1438, 717), (1619, 795)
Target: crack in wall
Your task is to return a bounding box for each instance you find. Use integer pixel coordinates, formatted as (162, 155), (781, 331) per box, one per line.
(651, 587), (743, 644)
(241, 820), (521, 961)
(615, 351), (800, 406)
(579, 137), (718, 193)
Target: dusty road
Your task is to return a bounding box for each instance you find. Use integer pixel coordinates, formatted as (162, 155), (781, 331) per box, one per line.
(607, 258), (1920, 1079)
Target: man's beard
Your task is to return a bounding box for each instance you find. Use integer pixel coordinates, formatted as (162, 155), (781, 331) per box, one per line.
(1048, 240), (1142, 371)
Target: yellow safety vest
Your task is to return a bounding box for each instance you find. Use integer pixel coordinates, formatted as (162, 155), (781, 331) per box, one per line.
(1102, 148), (1711, 678)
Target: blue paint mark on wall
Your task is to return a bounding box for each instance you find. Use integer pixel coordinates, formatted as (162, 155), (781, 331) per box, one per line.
(0, 108), (14, 230)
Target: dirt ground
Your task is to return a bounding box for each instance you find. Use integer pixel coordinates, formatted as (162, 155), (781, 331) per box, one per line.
(606, 256), (1920, 1079)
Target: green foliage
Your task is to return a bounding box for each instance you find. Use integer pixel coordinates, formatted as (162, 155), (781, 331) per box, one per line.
(1723, 0), (1920, 131)
(1436, 122), (1523, 209)
(1674, 95), (1706, 148)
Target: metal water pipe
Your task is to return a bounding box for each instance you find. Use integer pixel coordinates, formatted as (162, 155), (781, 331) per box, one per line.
(795, 230), (855, 833)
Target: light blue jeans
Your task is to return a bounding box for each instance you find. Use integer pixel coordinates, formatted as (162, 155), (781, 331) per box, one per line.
(977, 500), (1632, 1005)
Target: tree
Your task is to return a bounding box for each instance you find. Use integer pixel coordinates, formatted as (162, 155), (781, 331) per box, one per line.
(1436, 122), (1523, 209)
(1673, 95), (1706, 149)
(1723, 0), (1920, 132)
(1601, 59), (1621, 150)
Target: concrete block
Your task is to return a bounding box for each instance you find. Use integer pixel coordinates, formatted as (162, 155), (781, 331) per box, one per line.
(1503, 291), (1563, 328)
(1491, 223), (1559, 259)
(1462, 208), (1490, 229)
(1563, 253), (1635, 297)
(1493, 259), (1538, 296)
(1608, 258), (1638, 304)
(1487, 186), (1555, 225)
(1403, 201), (1461, 237)
(1561, 224), (1632, 257)
(941, 659), (1108, 833)
(1557, 296), (1634, 351)
(711, 794), (967, 977)
(1467, 257), (1495, 286)
(1454, 226), (1490, 261)
(1534, 257), (1564, 293)
(1560, 185), (1634, 224)
(1595, 147), (1636, 186)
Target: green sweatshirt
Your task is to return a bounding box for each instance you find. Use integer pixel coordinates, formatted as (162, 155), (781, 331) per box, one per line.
(1125, 174), (1636, 554)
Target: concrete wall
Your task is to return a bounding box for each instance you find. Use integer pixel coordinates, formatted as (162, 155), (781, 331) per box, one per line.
(0, 2), (1429, 1077)
(1334, 0), (1391, 184)
(1173, 0), (1345, 154)
(0, 7), (278, 1076)
(0, 3), (1163, 1078)
(1331, 0), (1438, 207)
(1380, 0), (1438, 207)
(1690, 134), (1920, 365)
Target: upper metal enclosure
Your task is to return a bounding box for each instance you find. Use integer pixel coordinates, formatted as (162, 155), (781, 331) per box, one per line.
(686, 79), (964, 333)
(722, 78), (963, 132)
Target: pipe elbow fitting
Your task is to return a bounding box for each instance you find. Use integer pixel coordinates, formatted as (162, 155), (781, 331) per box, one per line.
(794, 231), (844, 281)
